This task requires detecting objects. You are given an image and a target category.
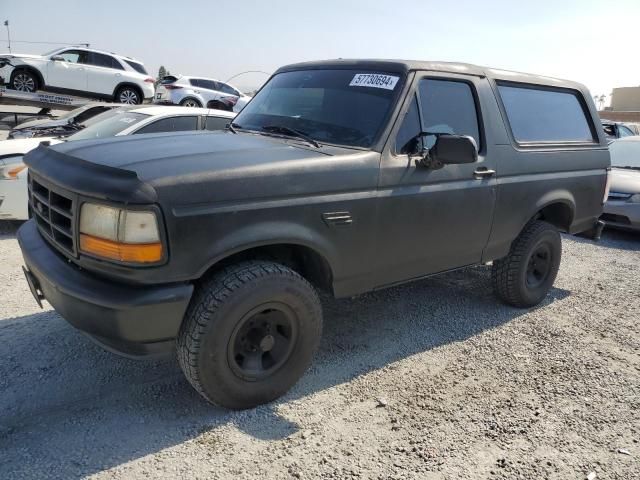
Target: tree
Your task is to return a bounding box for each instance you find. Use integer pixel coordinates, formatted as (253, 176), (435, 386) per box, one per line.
(156, 65), (170, 85)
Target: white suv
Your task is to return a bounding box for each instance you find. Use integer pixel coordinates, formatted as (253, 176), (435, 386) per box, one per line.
(154, 75), (251, 112)
(0, 46), (155, 104)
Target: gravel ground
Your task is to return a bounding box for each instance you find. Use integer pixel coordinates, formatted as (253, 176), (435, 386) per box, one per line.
(0, 221), (638, 480)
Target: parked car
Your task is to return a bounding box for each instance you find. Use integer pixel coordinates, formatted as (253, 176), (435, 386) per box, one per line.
(601, 136), (640, 231)
(0, 105), (235, 220)
(8, 102), (117, 139)
(17, 60), (609, 409)
(0, 46), (155, 104)
(601, 120), (637, 140)
(154, 75), (251, 112)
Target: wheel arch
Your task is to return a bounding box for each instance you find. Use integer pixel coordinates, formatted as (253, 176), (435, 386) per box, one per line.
(113, 82), (144, 102)
(11, 66), (44, 89)
(531, 193), (576, 233)
(181, 96), (203, 107)
(194, 224), (337, 295)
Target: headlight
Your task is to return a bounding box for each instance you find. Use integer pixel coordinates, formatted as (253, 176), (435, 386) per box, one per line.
(629, 194), (640, 204)
(79, 203), (163, 263)
(0, 160), (27, 180)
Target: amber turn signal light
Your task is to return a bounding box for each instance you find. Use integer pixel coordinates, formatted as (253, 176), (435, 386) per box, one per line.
(80, 234), (163, 263)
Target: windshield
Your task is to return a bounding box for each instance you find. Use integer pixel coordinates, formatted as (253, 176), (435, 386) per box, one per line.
(66, 110), (147, 141)
(41, 48), (62, 56)
(610, 140), (640, 168)
(55, 105), (92, 121)
(232, 69), (403, 148)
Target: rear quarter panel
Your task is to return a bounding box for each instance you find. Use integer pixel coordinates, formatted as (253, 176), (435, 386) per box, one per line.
(482, 80), (610, 261)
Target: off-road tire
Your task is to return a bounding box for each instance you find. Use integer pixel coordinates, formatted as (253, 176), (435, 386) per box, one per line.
(492, 220), (562, 308)
(177, 261), (323, 409)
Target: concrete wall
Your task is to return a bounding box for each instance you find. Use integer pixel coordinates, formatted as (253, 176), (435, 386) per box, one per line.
(599, 111), (640, 123)
(611, 86), (640, 111)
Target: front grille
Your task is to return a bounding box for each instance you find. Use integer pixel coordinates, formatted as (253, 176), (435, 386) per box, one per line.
(28, 173), (77, 255)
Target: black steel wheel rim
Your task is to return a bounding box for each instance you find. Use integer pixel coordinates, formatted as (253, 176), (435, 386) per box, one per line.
(526, 243), (552, 288)
(228, 302), (298, 381)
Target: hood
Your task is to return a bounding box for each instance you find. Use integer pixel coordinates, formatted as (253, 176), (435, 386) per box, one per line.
(0, 53), (44, 61)
(610, 167), (640, 195)
(48, 130), (345, 182)
(0, 137), (61, 157)
(32, 130), (376, 207)
(13, 117), (67, 131)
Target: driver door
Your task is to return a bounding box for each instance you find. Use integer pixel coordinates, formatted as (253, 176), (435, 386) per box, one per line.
(373, 72), (497, 288)
(46, 49), (89, 92)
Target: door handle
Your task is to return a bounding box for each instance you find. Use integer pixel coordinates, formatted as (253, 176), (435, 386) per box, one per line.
(473, 167), (496, 179)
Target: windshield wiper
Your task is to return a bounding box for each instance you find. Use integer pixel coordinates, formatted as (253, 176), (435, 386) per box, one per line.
(261, 125), (320, 148)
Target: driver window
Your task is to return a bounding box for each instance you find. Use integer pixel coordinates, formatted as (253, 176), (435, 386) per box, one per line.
(58, 50), (87, 64)
(418, 79), (481, 149)
(395, 96), (421, 154)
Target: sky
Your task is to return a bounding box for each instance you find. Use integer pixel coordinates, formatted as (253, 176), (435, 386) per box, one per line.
(2, 0), (639, 102)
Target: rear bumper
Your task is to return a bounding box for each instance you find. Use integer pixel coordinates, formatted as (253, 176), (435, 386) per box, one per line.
(0, 175), (29, 220)
(17, 220), (194, 356)
(602, 201), (640, 231)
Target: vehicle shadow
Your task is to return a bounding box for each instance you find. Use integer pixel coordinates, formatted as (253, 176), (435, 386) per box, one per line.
(0, 264), (570, 479)
(569, 228), (640, 252)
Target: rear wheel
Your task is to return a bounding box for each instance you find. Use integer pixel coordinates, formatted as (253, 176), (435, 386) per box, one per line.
(180, 97), (202, 108)
(177, 261), (323, 409)
(115, 86), (142, 104)
(11, 70), (38, 92)
(492, 220), (562, 307)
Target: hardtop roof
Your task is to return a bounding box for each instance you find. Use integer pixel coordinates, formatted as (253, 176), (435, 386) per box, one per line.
(275, 59), (587, 91)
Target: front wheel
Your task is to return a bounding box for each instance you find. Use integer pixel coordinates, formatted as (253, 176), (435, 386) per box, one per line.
(177, 261), (323, 409)
(115, 86), (142, 104)
(492, 220), (562, 308)
(11, 70), (38, 92)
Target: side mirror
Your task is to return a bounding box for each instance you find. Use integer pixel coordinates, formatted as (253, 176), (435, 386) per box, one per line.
(431, 134), (478, 164)
(50, 55), (64, 61)
(415, 133), (478, 169)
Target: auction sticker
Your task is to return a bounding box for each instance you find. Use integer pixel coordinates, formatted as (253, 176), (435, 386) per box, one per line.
(349, 73), (399, 90)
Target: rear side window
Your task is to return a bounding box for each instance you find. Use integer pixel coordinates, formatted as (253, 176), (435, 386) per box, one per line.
(189, 79), (219, 91)
(497, 83), (595, 143)
(219, 83), (239, 96)
(88, 52), (123, 70)
(134, 116), (199, 134)
(418, 79), (481, 149)
(124, 60), (148, 75)
(204, 116), (230, 131)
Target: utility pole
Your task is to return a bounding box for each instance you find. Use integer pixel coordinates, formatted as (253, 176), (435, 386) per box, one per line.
(4, 20), (10, 53)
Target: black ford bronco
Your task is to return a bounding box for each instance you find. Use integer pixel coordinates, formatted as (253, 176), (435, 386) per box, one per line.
(18, 60), (610, 409)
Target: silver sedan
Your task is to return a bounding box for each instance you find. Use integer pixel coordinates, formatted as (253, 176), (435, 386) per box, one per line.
(602, 137), (640, 231)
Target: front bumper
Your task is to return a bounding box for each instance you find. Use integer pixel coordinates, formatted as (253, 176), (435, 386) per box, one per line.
(0, 175), (29, 220)
(17, 220), (194, 356)
(602, 200), (640, 231)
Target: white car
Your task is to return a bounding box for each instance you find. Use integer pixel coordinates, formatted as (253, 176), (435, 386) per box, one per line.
(154, 75), (251, 112)
(0, 46), (155, 104)
(0, 105), (235, 220)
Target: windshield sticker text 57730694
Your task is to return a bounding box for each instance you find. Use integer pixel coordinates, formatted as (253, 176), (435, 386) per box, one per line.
(349, 73), (399, 90)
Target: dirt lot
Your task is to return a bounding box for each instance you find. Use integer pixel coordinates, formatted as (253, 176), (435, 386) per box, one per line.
(0, 221), (638, 480)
